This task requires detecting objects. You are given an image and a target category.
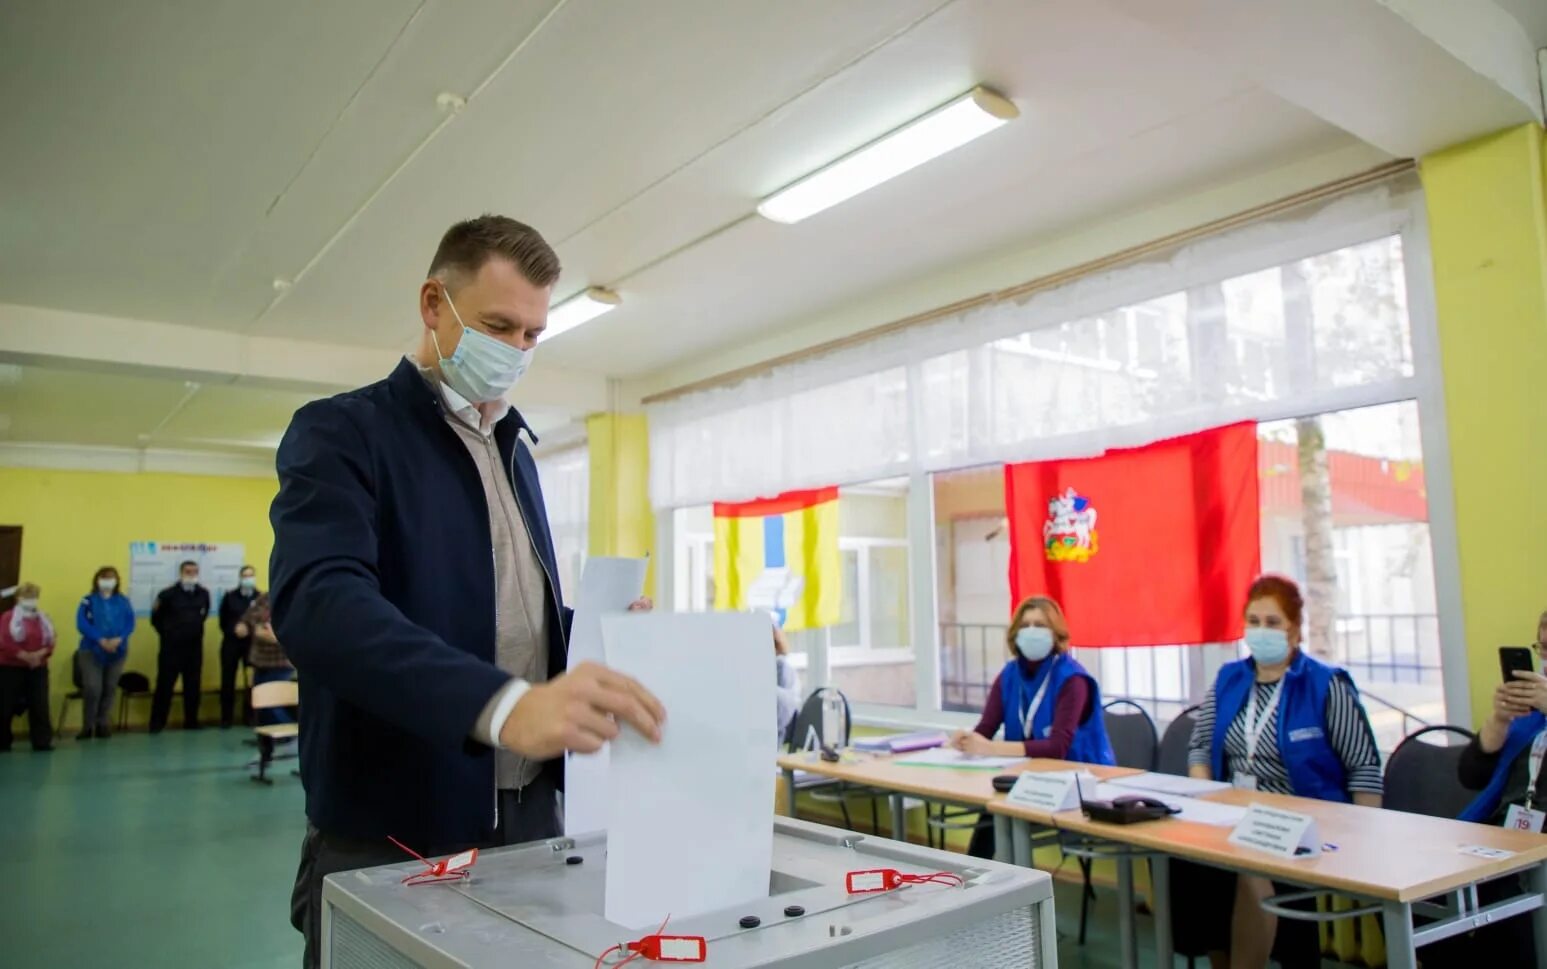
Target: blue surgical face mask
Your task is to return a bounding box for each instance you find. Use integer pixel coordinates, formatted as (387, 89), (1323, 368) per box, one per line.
(240, 576), (257, 591)
(1244, 627), (1291, 666)
(1015, 625), (1055, 662)
(432, 286), (532, 403)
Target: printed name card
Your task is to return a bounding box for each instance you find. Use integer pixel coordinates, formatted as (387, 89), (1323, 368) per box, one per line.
(1006, 771), (1086, 812)
(1227, 803), (1320, 859)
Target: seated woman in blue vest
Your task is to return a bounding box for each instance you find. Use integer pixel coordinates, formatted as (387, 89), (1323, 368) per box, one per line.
(1434, 610), (1547, 962)
(949, 594), (1115, 858)
(1176, 574), (1383, 969)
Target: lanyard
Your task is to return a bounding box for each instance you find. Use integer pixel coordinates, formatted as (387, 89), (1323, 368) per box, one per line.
(1241, 679), (1286, 772)
(1525, 729), (1547, 805)
(1020, 657), (1060, 740)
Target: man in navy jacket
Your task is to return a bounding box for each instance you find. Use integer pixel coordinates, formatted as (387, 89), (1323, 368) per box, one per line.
(270, 216), (663, 969)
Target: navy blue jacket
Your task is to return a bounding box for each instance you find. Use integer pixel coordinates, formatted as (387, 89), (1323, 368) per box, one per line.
(270, 359), (571, 850)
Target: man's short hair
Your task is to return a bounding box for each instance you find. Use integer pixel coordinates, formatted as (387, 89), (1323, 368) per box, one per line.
(180, 560), (198, 572)
(428, 215), (561, 289)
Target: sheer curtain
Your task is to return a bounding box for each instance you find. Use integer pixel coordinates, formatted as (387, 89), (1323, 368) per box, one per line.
(535, 444), (589, 598)
(647, 176), (1426, 509)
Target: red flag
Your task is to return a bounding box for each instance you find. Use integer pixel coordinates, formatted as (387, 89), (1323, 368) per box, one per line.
(1005, 423), (1260, 647)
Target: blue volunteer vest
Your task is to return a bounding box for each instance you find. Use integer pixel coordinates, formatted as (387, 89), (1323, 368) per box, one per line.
(1000, 653), (1116, 766)
(1459, 711), (1547, 823)
(1210, 652), (1352, 803)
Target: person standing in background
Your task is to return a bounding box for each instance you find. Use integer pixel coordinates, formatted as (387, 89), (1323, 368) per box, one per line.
(773, 616), (802, 742)
(219, 564), (261, 728)
(149, 560), (210, 733)
(76, 566), (135, 740)
(244, 594), (294, 725)
(0, 582), (56, 752)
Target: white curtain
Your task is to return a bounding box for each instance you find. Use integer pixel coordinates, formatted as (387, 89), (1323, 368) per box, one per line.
(648, 176), (1426, 509)
(535, 444), (589, 597)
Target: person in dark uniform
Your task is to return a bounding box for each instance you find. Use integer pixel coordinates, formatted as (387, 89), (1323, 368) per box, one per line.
(148, 560), (210, 732)
(218, 564), (261, 728)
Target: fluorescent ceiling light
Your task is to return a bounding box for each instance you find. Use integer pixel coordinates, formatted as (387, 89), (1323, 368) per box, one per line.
(543, 286), (621, 341)
(757, 86), (1018, 225)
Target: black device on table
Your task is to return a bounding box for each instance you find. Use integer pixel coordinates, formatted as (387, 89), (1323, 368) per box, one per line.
(993, 774), (1019, 793)
(1077, 777), (1179, 824)
(1500, 646), (1537, 683)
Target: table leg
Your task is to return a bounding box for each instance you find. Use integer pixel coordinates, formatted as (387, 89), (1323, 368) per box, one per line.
(1382, 900), (1417, 969)
(1150, 855), (1172, 968)
(890, 792), (907, 843)
(1530, 861), (1547, 969)
(1117, 855), (1136, 969)
(992, 814), (1013, 864)
(1011, 820), (1032, 869)
(783, 768), (795, 817)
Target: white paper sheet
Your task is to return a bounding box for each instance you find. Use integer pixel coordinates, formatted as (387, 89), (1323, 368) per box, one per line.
(1106, 772), (1233, 797)
(562, 557), (649, 838)
(891, 747), (1024, 770)
(602, 611), (774, 929)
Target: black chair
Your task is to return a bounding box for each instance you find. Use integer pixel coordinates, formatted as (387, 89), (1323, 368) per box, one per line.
(1103, 698), (1159, 771)
(117, 671), (152, 731)
(55, 660), (85, 736)
(1383, 724), (1477, 818)
(784, 689), (883, 834)
(1156, 704), (1201, 777)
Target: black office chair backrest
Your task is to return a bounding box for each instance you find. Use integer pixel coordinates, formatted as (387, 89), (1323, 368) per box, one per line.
(785, 688), (851, 752)
(1383, 724), (1476, 818)
(1103, 698), (1159, 771)
(1157, 704), (1201, 776)
(119, 671), (151, 694)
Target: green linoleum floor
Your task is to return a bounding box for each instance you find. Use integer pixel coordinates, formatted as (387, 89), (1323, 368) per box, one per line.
(3, 728), (1186, 969)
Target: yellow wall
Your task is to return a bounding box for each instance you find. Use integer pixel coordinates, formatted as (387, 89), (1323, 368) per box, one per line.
(1420, 123), (1547, 726)
(0, 466), (278, 729)
(586, 413), (657, 597)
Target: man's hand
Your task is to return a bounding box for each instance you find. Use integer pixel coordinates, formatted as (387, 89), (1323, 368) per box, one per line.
(235, 622), (250, 638)
(498, 661), (666, 760)
(1505, 671), (1547, 716)
(627, 597), (653, 612)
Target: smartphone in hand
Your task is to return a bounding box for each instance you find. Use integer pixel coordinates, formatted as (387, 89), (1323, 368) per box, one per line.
(1499, 646), (1536, 684)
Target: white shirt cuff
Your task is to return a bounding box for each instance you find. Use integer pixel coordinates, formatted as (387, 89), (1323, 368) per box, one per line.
(473, 678), (531, 748)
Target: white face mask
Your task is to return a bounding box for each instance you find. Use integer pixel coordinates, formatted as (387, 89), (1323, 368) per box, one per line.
(17, 599), (38, 614)
(432, 286), (532, 403)
(240, 576), (257, 591)
(181, 577), (198, 591)
(97, 578), (117, 594)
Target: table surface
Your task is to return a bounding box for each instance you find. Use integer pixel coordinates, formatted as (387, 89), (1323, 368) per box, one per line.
(990, 785), (1547, 902)
(777, 751), (1139, 806)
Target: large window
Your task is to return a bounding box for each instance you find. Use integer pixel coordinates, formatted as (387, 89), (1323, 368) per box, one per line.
(652, 176), (1459, 740)
(535, 443), (589, 598)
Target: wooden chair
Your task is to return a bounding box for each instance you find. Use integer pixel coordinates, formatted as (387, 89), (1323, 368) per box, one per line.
(249, 680), (299, 785)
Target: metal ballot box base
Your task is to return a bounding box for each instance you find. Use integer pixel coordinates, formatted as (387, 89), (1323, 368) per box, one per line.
(322, 817), (1056, 968)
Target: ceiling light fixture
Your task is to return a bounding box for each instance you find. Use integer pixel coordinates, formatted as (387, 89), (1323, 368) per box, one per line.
(543, 286), (621, 341)
(757, 86), (1019, 225)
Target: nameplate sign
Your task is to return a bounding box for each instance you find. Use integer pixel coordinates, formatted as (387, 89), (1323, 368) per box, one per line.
(1227, 803), (1320, 859)
(1006, 771), (1086, 813)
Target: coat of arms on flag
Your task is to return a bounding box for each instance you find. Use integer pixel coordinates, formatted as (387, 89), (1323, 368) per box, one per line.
(712, 487), (842, 632)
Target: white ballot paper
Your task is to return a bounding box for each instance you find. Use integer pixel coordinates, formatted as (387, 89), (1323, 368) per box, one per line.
(562, 557), (649, 838)
(601, 611), (775, 929)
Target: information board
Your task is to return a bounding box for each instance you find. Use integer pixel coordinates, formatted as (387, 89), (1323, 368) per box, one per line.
(127, 541), (247, 617)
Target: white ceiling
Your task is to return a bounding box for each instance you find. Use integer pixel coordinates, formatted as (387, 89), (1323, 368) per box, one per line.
(2, 0), (1534, 455)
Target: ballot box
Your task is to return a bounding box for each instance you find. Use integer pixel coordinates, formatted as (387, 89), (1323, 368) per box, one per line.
(322, 816), (1056, 968)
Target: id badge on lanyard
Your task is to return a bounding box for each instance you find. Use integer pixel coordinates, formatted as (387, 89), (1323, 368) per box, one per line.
(1504, 729), (1547, 834)
(1020, 658), (1059, 740)
(1235, 679), (1285, 792)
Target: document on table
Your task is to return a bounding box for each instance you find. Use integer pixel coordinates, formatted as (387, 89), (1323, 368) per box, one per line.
(1106, 772), (1233, 797)
(602, 611), (774, 929)
(561, 557), (649, 838)
(891, 747), (1024, 770)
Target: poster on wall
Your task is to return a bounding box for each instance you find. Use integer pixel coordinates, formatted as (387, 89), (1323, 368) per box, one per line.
(128, 542), (247, 617)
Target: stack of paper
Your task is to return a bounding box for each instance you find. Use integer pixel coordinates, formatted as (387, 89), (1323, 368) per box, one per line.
(892, 747), (1024, 770)
(601, 611), (774, 929)
(1106, 772), (1232, 797)
(852, 731), (948, 754)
